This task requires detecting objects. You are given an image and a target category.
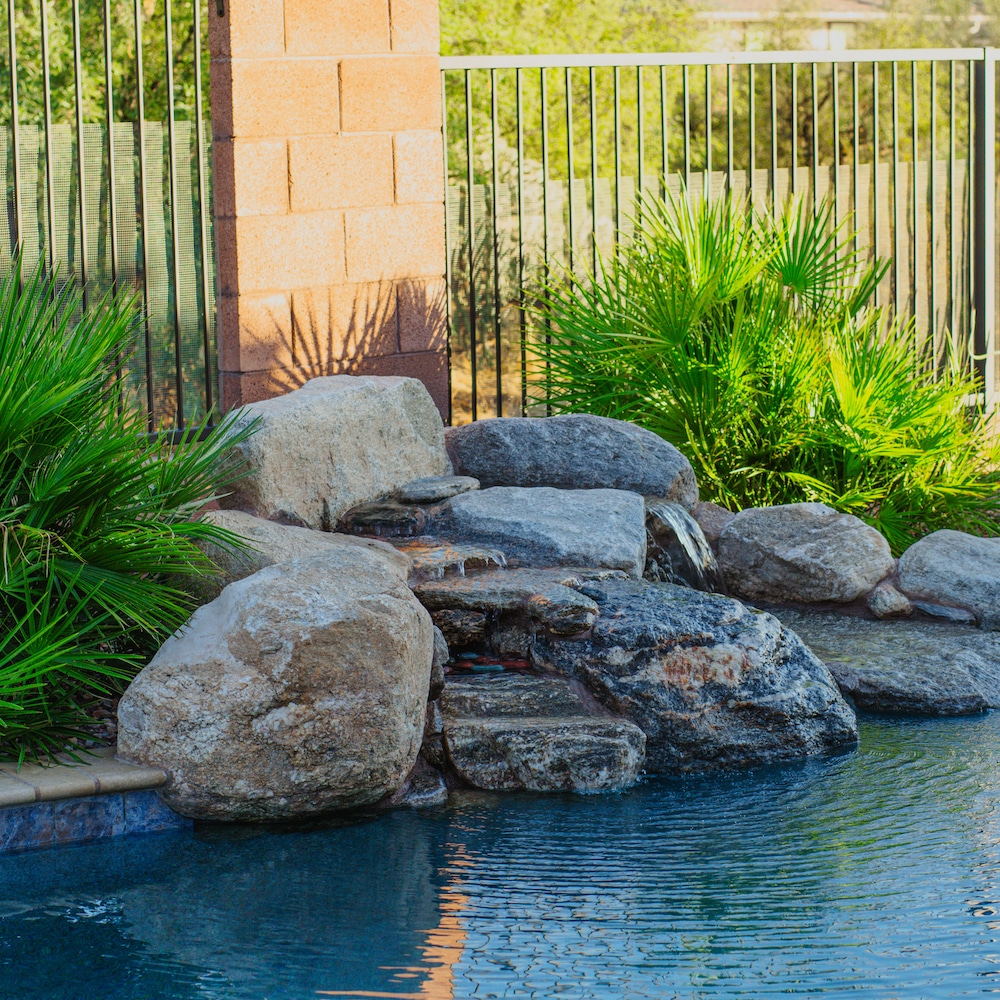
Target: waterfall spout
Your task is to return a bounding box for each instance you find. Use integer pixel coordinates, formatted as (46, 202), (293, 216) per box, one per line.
(645, 501), (727, 594)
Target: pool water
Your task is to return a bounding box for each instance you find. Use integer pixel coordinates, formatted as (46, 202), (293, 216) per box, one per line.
(4, 714), (1000, 999)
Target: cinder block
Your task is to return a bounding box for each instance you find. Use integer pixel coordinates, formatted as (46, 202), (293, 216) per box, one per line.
(219, 212), (347, 295)
(291, 282), (398, 367)
(393, 130), (444, 204)
(218, 292), (294, 371)
(288, 134), (394, 212)
(345, 203), (445, 282)
(208, 0), (285, 58)
(340, 56), (441, 131)
(285, 0), (390, 55)
(397, 277), (447, 353)
(389, 0), (440, 53)
(229, 58), (340, 138)
(214, 138), (288, 217)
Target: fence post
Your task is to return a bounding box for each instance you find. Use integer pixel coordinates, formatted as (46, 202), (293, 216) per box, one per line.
(209, 0), (449, 417)
(973, 48), (996, 411)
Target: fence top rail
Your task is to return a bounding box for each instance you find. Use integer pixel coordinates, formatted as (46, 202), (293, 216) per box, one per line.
(440, 47), (994, 71)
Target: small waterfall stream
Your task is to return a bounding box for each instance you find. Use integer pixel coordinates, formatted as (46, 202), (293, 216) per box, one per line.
(645, 501), (726, 594)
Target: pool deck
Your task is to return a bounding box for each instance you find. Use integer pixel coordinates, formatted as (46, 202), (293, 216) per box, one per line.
(0, 747), (190, 854)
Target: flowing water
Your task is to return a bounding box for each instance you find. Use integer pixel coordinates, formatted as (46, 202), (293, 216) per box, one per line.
(645, 502), (726, 594)
(4, 714), (1000, 999)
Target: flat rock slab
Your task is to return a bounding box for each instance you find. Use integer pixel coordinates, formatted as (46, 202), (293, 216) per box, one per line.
(440, 673), (646, 792)
(397, 476), (480, 504)
(390, 538), (507, 580)
(771, 607), (1000, 716)
(431, 486), (647, 578)
(445, 414), (699, 508)
(718, 502), (894, 604)
(219, 375), (451, 529)
(897, 529), (1000, 630)
(533, 579), (857, 773)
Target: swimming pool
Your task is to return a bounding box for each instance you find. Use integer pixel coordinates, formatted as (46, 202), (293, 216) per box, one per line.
(3, 713), (999, 999)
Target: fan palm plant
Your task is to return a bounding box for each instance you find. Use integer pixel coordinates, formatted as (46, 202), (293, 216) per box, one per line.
(530, 192), (1000, 552)
(0, 263), (254, 763)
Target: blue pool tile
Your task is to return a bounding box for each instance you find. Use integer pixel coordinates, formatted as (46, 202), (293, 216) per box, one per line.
(53, 793), (126, 844)
(123, 790), (191, 833)
(0, 801), (54, 853)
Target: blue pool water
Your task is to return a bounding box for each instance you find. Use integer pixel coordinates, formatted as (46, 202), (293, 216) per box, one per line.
(3, 714), (1000, 999)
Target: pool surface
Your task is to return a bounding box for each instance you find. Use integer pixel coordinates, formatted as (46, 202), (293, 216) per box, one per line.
(3, 714), (1000, 999)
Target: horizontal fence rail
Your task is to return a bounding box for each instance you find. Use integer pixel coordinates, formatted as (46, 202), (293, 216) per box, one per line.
(0, 0), (215, 433)
(441, 48), (1000, 426)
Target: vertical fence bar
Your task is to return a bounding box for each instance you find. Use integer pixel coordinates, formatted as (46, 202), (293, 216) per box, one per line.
(832, 62), (840, 221)
(133, 0), (154, 426)
(565, 66), (575, 270)
(589, 66), (598, 276)
(541, 66), (551, 414)
(949, 60), (957, 346)
(683, 64), (690, 192)
(441, 73), (453, 426)
(6, 0), (21, 257)
(873, 62), (880, 304)
(102, 0), (118, 294)
(852, 62), (859, 254)
(973, 50), (996, 406)
(491, 67), (502, 417)
(748, 64), (755, 204)
(613, 65), (621, 237)
(968, 59), (975, 367)
(464, 70), (477, 422)
(516, 68), (526, 416)
(891, 60), (900, 311)
(811, 62), (819, 211)
(726, 64), (733, 191)
(38, 0), (56, 275)
(911, 60), (919, 322)
(704, 63), (711, 200)
(791, 63), (797, 196)
(164, 0), (186, 428)
(770, 62), (778, 215)
(660, 65), (668, 194)
(930, 60), (937, 355)
(636, 66), (644, 206)
(71, 0), (88, 306)
(192, 0), (214, 415)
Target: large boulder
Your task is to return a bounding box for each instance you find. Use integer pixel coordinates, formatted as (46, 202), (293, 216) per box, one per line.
(440, 673), (646, 792)
(219, 375), (452, 529)
(118, 547), (434, 821)
(533, 579), (858, 772)
(445, 415), (698, 509)
(897, 530), (1000, 629)
(192, 509), (412, 601)
(718, 503), (893, 604)
(773, 608), (1000, 715)
(430, 486), (647, 577)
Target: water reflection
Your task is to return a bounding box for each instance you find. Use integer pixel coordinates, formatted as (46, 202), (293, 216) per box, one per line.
(2, 715), (1000, 998)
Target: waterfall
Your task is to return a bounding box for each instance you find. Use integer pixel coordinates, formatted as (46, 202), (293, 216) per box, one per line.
(645, 501), (726, 594)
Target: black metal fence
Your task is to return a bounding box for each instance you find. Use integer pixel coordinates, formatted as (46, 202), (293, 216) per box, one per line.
(442, 48), (1000, 426)
(1, 0), (215, 432)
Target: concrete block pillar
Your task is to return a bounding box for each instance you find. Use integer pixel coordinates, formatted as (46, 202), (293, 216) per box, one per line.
(209, 0), (448, 416)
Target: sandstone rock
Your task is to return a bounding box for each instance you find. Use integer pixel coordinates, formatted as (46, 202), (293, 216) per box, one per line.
(897, 530), (1000, 629)
(219, 375), (451, 529)
(431, 487), (647, 577)
(773, 607), (1000, 715)
(118, 548), (434, 821)
(691, 501), (736, 550)
(398, 476), (480, 504)
(865, 580), (912, 619)
(440, 673), (646, 792)
(445, 414), (698, 509)
(533, 579), (857, 772)
(718, 503), (893, 604)
(193, 510), (411, 602)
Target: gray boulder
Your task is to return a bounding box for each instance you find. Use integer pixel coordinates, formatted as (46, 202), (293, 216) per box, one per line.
(431, 486), (647, 578)
(865, 580), (912, 619)
(219, 375), (452, 529)
(193, 509), (412, 601)
(897, 529), (1000, 629)
(691, 501), (736, 551)
(397, 475), (479, 504)
(533, 579), (857, 772)
(118, 547), (434, 821)
(440, 673), (646, 792)
(718, 502), (894, 603)
(445, 415), (698, 509)
(773, 607), (1000, 715)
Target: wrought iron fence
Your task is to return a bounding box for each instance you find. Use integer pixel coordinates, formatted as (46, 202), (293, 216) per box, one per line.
(441, 48), (1000, 426)
(1, 0), (215, 432)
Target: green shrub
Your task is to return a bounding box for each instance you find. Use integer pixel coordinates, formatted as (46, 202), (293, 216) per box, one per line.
(530, 192), (1000, 553)
(0, 264), (253, 763)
